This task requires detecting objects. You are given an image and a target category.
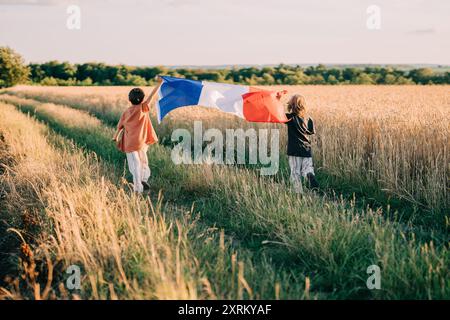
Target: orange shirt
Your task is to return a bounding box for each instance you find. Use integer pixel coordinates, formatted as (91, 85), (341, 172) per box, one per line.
(115, 102), (158, 153)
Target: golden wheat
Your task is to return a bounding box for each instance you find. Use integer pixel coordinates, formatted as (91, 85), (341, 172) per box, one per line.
(1, 90), (448, 299)
(8, 85), (449, 212)
(0, 102), (205, 299)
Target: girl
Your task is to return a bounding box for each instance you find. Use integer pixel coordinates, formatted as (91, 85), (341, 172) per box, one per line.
(113, 79), (162, 193)
(285, 94), (319, 193)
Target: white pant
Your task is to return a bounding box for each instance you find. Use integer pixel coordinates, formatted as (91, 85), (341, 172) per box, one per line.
(288, 156), (314, 193)
(126, 145), (151, 193)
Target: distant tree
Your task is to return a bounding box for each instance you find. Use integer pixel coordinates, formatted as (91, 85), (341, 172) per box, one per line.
(309, 74), (326, 84)
(327, 74), (339, 85)
(196, 72), (221, 82)
(383, 74), (397, 84)
(395, 76), (414, 85)
(327, 68), (342, 81)
(409, 68), (435, 84)
(29, 63), (45, 82)
(78, 77), (93, 86)
(116, 73), (148, 86)
(247, 74), (263, 85)
(131, 66), (166, 80)
(445, 72), (450, 84)
(284, 74), (299, 85)
(262, 73), (275, 85)
(39, 61), (76, 80)
(239, 67), (260, 80)
(76, 62), (118, 84)
(0, 46), (29, 88)
(40, 76), (59, 86)
(369, 72), (382, 84)
(354, 73), (375, 84)
(342, 68), (360, 82)
(20, 58), (449, 86)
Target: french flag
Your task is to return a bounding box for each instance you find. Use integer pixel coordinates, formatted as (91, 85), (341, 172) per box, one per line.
(156, 76), (288, 123)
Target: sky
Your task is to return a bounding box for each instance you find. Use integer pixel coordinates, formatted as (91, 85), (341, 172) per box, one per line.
(0, 0), (449, 66)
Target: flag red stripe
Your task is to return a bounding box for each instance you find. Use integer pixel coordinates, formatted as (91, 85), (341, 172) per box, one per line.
(242, 88), (288, 123)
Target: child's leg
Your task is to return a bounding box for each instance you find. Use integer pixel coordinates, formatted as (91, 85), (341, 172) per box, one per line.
(301, 157), (319, 189)
(126, 151), (143, 193)
(138, 145), (151, 183)
(288, 156), (303, 193)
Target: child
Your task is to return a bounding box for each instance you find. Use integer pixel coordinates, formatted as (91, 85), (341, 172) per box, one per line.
(285, 94), (319, 193)
(113, 79), (162, 193)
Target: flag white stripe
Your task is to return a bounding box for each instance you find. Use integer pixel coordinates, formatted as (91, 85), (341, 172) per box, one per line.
(198, 81), (249, 119)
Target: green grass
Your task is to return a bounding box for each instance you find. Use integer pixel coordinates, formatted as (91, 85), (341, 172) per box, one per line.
(0, 100), (311, 299)
(6, 89), (448, 233)
(1, 94), (448, 299)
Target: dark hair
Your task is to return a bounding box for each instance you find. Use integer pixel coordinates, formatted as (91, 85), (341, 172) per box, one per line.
(128, 88), (145, 105)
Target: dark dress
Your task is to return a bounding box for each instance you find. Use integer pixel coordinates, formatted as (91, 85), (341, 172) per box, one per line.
(285, 113), (315, 157)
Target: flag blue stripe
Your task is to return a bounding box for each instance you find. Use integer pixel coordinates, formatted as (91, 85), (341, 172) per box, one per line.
(157, 76), (203, 122)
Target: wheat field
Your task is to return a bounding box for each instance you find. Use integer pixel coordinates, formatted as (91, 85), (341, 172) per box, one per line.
(6, 85), (449, 215)
(0, 85), (448, 300)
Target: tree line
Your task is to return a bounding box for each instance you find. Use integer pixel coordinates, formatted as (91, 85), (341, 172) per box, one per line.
(28, 61), (450, 86)
(1, 47), (449, 88)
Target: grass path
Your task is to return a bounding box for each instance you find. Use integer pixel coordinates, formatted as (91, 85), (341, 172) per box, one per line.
(0, 101), (312, 299)
(0, 101), (206, 299)
(5, 88), (448, 233)
(0, 94), (448, 299)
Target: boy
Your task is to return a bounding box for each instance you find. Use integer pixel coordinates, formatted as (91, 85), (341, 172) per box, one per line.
(113, 79), (162, 193)
(285, 94), (319, 193)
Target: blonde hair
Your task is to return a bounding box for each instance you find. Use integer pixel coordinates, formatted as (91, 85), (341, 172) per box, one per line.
(287, 94), (307, 118)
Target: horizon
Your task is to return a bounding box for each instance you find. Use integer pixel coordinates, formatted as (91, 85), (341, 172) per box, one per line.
(18, 61), (450, 69)
(1, 0), (449, 66)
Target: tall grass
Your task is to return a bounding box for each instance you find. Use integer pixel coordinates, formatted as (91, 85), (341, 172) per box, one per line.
(0, 102), (204, 299)
(7, 85), (448, 221)
(1, 94), (448, 299)
(0, 102), (309, 299)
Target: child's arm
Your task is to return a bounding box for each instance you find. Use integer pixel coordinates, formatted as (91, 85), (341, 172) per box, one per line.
(112, 115), (124, 141)
(305, 117), (315, 135)
(284, 112), (293, 124)
(143, 77), (163, 106)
